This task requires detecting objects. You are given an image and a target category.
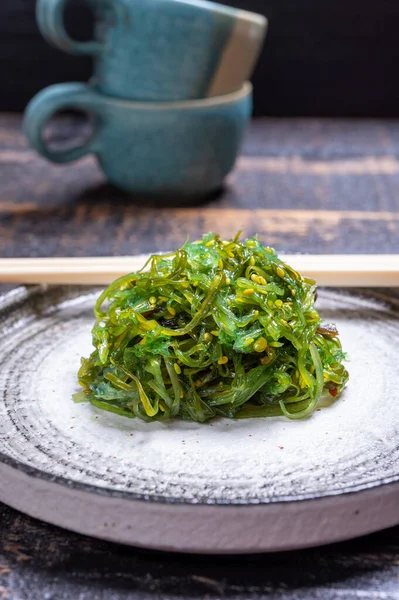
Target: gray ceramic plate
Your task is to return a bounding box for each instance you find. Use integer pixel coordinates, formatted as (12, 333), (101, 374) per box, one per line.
(0, 284), (399, 554)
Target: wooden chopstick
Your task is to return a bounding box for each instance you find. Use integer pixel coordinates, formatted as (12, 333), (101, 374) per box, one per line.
(0, 255), (398, 287)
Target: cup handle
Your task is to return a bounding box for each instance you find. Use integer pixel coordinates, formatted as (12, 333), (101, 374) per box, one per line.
(36, 0), (104, 55)
(23, 83), (104, 164)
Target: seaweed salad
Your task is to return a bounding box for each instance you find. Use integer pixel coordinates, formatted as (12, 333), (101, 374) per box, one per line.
(75, 233), (348, 422)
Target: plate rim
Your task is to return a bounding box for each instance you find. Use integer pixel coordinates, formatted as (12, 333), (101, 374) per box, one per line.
(1, 456), (399, 553)
(1, 284), (399, 507)
(1, 445), (399, 506)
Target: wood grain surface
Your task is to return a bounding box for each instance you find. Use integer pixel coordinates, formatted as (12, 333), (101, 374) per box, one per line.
(0, 115), (399, 599)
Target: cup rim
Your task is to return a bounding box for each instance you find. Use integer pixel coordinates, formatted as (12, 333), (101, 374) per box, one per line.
(173, 0), (267, 28)
(92, 82), (252, 110)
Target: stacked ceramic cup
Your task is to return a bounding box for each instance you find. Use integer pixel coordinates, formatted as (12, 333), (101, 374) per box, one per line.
(24, 0), (267, 197)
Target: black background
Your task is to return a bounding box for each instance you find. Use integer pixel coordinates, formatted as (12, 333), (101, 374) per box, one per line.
(1, 0), (399, 116)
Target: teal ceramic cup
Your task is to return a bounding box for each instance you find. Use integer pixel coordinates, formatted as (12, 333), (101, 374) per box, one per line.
(36, 0), (266, 101)
(23, 82), (252, 197)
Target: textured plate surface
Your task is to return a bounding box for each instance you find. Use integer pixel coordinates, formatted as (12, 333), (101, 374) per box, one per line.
(0, 285), (399, 553)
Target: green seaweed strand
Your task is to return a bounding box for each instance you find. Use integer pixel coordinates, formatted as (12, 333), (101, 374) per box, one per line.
(76, 233), (349, 422)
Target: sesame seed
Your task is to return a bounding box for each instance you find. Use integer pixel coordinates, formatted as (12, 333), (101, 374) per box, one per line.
(167, 306), (176, 316)
(276, 267), (285, 279)
(218, 356), (228, 365)
(174, 363), (181, 375)
(254, 337), (268, 352)
(243, 288), (255, 296)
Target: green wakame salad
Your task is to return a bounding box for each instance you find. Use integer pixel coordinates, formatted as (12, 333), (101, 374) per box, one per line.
(75, 233), (348, 422)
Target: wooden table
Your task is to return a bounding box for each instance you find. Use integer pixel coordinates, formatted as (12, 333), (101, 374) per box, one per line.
(1, 115), (399, 599)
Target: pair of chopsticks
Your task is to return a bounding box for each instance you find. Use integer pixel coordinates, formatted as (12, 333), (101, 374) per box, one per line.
(0, 255), (398, 287)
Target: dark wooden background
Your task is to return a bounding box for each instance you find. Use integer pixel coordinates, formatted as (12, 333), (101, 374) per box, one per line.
(1, 115), (399, 598)
(1, 1), (399, 597)
(2, 0), (399, 116)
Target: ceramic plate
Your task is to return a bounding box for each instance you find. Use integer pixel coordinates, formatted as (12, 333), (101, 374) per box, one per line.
(0, 284), (399, 554)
